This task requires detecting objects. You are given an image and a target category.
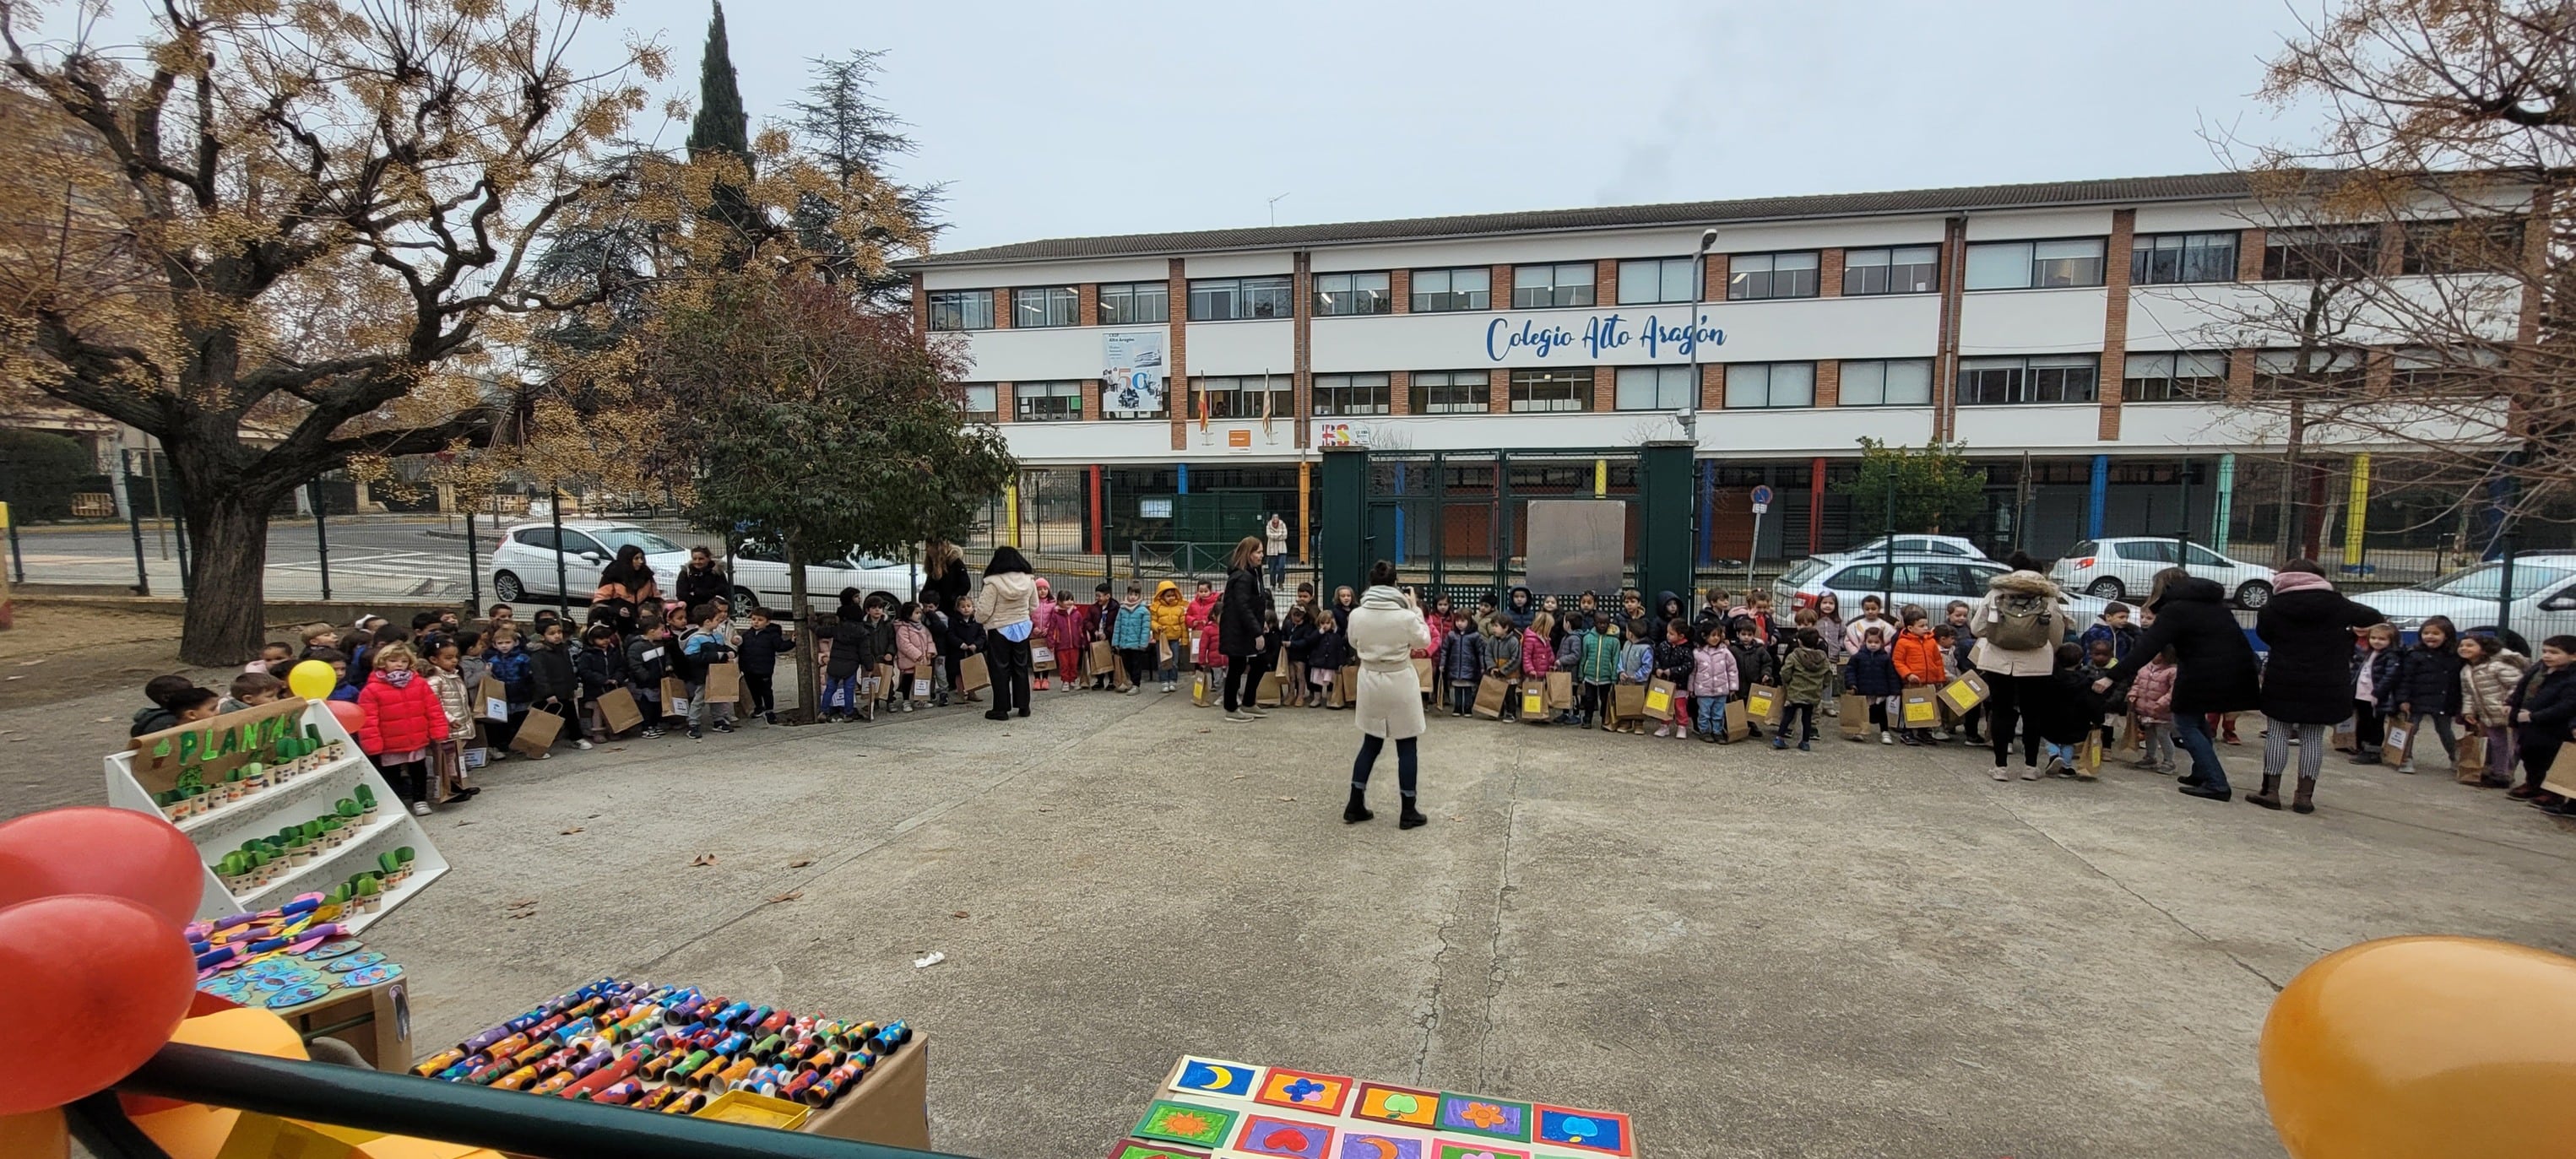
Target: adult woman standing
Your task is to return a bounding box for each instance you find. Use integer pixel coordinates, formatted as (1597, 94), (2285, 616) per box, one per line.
(673, 546), (729, 615)
(2118, 566), (2264, 801)
(1968, 553), (2072, 779)
(1265, 514), (1290, 589)
(1219, 536), (1270, 723)
(978, 547), (1039, 720)
(592, 545), (659, 634)
(1345, 561), (1435, 827)
(920, 540), (973, 693)
(2250, 561), (2383, 813)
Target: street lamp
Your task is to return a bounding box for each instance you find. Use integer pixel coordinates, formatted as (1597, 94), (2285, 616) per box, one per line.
(1679, 228), (1718, 437)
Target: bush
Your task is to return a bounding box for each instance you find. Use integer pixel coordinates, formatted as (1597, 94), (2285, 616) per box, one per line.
(0, 430), (104, 521)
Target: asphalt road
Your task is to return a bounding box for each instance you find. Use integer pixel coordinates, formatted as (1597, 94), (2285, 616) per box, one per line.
(14, 517), (534, 602)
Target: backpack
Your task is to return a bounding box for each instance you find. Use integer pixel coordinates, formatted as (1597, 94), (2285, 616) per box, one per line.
(1986, 591), (2057, 651)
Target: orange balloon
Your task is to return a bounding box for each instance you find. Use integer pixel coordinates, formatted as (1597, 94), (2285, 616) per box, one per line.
(0, 896), (198, 1116)
(0, 807), (205, 927)
(2260, 936), (2576, 1158)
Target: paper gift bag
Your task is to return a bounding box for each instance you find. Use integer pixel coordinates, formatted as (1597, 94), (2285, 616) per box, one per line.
(1643, 678), (1678, 722)
(1521, 688), (1547, 718)
(1839, 693), (1872, 737)
(1112, 653), (1132, 691)
(1726, 697), (1749, 741)
(1613, 681), (1646, 722)
(510, 706), (564, 756)
(2455, 732), (2487, 783)
(1474, 675), (1510, 719)
(2080, 735), (2104, 777)
(479, 675), (511, 722)
(1545, 671), (1575, 710)
(1031, 644), (1056, 674)
(1415, 657), (1434, 692)
(2332, 716), (2357, 752)
(2383, 716), (2413, 756)
(1087, 640), (1114, 679)
(1257, 670), (1288, 707)
(596, 686), (643, 734)
(1334, 667), (1357, 707)
(1901, 687), (1940, 728)
(959, 653), (991, 692)
(702, 661), (740, 704)
(660, 676), (691, 717)
(462, 745), (488, 770)
(1745, 684), (1785, 726)
(1192, 669), (1213, 707)
(1939, 671), (1990, 715)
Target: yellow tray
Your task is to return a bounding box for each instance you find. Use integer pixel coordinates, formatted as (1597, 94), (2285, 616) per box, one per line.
(697, 1089), (812, 1132)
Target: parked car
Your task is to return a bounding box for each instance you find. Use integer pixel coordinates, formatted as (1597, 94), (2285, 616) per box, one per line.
(2049, 538), (2278, 609)
(2350, 555), (2576, 649)
(1774, 554), (2109, 633)
(1823, 533), (1989, 561)
(488, 522), (691, 604)
(728, 540), (923, 613)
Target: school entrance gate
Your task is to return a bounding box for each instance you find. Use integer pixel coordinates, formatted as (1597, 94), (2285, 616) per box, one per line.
(1315, 442), (1695, 609)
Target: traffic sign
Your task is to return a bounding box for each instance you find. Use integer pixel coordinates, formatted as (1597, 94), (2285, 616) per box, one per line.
(1749, 485), (1774, 510)
(1751, 502), (1769, 514)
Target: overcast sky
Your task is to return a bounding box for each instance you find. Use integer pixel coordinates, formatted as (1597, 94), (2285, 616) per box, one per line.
(33, 1), (2333, 252)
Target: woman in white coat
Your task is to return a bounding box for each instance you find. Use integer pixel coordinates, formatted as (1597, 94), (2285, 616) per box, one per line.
(1344, 560), (1435, 828)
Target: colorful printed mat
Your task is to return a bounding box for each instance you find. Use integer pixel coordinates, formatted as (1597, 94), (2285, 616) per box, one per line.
(1114, 1057), (1634, 1159)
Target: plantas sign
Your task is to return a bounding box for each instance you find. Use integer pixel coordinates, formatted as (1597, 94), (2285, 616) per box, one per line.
(129, 697), (312, 795)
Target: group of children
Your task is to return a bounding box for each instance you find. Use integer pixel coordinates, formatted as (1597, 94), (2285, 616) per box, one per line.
(2337, 615), (2576, 815)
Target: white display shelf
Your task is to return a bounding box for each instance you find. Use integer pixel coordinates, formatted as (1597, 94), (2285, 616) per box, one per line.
(170, 752), (366, 836)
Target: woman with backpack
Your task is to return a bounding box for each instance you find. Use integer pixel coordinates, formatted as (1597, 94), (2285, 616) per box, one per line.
(1969, 553), (2074, 778)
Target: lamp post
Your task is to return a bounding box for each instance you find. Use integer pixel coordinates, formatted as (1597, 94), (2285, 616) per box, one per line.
(1680, 228), (1718, 438)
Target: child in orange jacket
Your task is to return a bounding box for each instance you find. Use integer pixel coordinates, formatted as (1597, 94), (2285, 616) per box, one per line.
(1890, 607), (1948, 746)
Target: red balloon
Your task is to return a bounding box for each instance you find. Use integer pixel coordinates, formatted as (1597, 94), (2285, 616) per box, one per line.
(0, 896), (196, 1115)
(0, 808), (203, 927)
(328, 700), (366, 732)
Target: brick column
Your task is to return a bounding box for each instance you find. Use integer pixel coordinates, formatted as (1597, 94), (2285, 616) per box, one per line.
(1078, 283), (1099, 327)
(1704, 253), (1729, 301)
(2098, 208), (2136, 441)
(2376, 220), (2406, 278)
(1081, 376), (1103, 420)
(1168, 258), (1189, 452)
(1389, 370), (1412, 415)
(1814, 359), (1841, 408)
(2225, 349), (2256, 403)
(1818, 248), (1844, 297)
(1594, 260), (1618, 309)
(1933, 216), (1967, 441)
(2364, 348), (2394, 398)
(1390, 268), (1412, 315)
(1493, 263), (1514, 311)
(1591, 365), (1615, 412)
(995, 382), (1015, 424)
(2237, 229), (2267, 281)
(991, 287), (1012, 330)
(1700, 364), (1723, 410)
(1488, 369), (1507, 414)
(910, 272), (928, 332)
(1293, 250), (1313, 447)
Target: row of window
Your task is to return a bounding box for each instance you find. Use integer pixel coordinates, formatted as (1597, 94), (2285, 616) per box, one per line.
(925, 219), (2521, 331)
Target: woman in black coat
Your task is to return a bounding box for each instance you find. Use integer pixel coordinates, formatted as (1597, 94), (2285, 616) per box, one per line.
(919, 540), (974, 692)
(2118, 568), (2262, 803)
(1217, 536), (1270, 719)
(2250, 562), (2383, 812)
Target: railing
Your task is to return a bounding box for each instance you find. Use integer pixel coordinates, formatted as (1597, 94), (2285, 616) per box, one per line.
(76, 1042), (964, 1159)
(1128, 541), (1239, 578)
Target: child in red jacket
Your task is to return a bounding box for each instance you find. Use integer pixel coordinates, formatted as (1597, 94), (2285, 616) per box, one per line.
(357, 642), (452, 815)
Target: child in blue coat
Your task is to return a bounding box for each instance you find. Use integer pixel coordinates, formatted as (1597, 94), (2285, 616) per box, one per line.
(1847, 624), (1904, 745)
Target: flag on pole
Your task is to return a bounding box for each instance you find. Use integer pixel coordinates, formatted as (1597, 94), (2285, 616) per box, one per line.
(1196, 383), (1208, 432)
(1261, 375), (1276, 436)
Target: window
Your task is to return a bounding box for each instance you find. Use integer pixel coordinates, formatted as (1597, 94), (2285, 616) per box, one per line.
(514, 528), (558, 551)
(963, 383), (999, 420)
(1312, 271), (1391, 317)
(2122, 352), (2228, 402)
(1614, 366), (1695, 410)
(926, 289), (993, 331)
(1098, 281), (1169, 325)
(1191, 375), (1292, 420)
(2129, 232), (2237, 284)
(1507, 367), (1592, 412)
(2252, 348), (2367, 397)
(1511, 263), (1596, 310)
(2393, 345), (2503, 393)
(1012, 285), (1077, 328)
(1312, 373), (1390, 416)
(558, 530), (605, 559)
(1843, 246), (1939, 295)
(2402, 219), (2524, 274)
(1187, 276), (1293, 321)
(1410, 267), (1491, 312)
(1839, 358), (1934, 406)
(1412, 370), (1489, 414)
(1727, 252), (1820, 300)
(1723, 361), (1816, 409)
(1955, 355), (2099, 404)
(2263, 225), (2378, 281)
(1617, 257), (1696, 305)
(1964, 239), (2106, 290)
(1013, 381), (1082, 421)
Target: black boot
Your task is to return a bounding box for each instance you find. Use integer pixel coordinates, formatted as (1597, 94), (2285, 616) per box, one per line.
(2179, 781), (2232, 802)
(2291, 777), (2316, 814)
(1344, 785), (1374, 825)
(2248, 773), (2283, 810)
(1398, 798), (1427, 829)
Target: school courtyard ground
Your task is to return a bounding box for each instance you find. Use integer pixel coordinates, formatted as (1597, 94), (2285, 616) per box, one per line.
(14, 623), (2575, 1158)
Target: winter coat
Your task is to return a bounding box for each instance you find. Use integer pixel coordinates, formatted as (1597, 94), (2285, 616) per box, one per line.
(2508, 663), (2576, 746)
(623, 635), (670, 687)
(1185, 590), (1219, 632)
(1436, 629), (1485, 684)
(2129, 659), (2179, 724)
(1727, 639), (1775, 690)
(893, 620), (934, 670)
(1310, 629), (1348, 670)
(2122, 577), (2262, 716)
(2031, 666), (2104, 745)
(1285, 620), (1322, 663)
(1848, 646), (1903, 699)
(524, 641), (578, 707)
(830, 614), (892, 678)
(2394, 642), (2465, 717)
(1483, 630), (1522, 679)
(1218, 566), (1268, 658)
(1651, 639), (1695, 685)
(2355, 646), (2405, 716)
(919, 561), (973, 615)
(1969, 570), (2073, 678)
(1652, 592), (1689, 650)
(1619, 642), (1654, 685)
(573, 643), (629, 699)
(2078, 620), (2141, 665)
(1087, 599), (1120, 642)
(356, 671), (450, 756)
(1693, 602), (1731, 644)
(1044, 604), (1091, 658)
(484, 646), (532, 706)
(1348, 586), (1435, 740)
(1814, 615), (1848, 661)
(1893, 628), (1948, 685)
(1501, 586), (1536, 631)
(673, 563), (729, 615)
(1841, 615), (1899, 659)
(1149, 584), (1189, 642)
(2253, 582), (2386, 724)
(679, 626), (734, 684)
(735, 622), (790, 677)
(2462, 653), (2530, 725)
(950, 615), (985, 655)
(978, 571), (1039, 636)
(130, 704), (177, 738)
(1781, 647), (1832, 705)
(1112, 601), (1154, 650)
(428, 668), (472, 736)
(1687, 644), (1739, 700)
(1519, 627), (1553, 676)
(1576, 631), (1622, 685)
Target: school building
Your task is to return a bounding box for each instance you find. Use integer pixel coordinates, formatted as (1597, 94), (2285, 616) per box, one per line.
(898, 172), (2537, 575)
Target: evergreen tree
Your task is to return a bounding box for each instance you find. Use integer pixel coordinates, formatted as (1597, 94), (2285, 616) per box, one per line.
(788, 51), (946, 305)
(687, 1), (750, 162)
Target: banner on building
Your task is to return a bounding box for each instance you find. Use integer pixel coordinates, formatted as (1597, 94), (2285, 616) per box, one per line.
(1102, 331), (1168, 415)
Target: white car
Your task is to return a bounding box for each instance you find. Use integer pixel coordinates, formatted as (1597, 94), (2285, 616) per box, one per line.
(2347, 555), (2576, 647)
(2051, 538), (2278, 609)
(1823, 533), (1989, 561)
(488, 522), (692, 604)
(728, 540), (923, 613)
(1773, 554), (2109, 631)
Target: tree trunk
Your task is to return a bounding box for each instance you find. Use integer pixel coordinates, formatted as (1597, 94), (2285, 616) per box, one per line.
(179, 486), (274, 665)
(787, 539), (817, 724)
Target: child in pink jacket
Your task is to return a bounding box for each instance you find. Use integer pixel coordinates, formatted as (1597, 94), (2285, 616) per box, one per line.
(2129, 647), (2179, 773)
(1688, 625), (1742, 743)
(892, 602), (935, 712)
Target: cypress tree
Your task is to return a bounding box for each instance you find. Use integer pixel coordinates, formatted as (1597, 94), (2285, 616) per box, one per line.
(687, 1), (750, 163)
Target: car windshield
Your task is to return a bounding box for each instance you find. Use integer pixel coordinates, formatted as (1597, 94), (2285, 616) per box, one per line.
(596, 528), (685, 555)
(1781, 558), (1830, 585)
(2418, 562), (2576, 599)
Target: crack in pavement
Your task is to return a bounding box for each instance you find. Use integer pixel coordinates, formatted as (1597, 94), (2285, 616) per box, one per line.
(1409, 885), (1462, 1087)
(1476, 747), (1527, 1091)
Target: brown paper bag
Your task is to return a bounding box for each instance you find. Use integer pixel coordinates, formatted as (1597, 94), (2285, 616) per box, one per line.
(1643, 678), (1679, 722)
(511, 706), (565, 756)
(1939, 671), (1990, 715)
(1257, 670), (1288, 707)
(1613, 681), (1646, 723)
(702, 661), (740, 704)
(1334, 667), (1357, 707)
(479, 675), (511, 722)
(1032, 645), (1056, 674)
(1726, 698), (1749, 741)
(1901, 687), (1940, 729)
(1744, 684), (1785, 726)
(1087, 640), (1114, 679)
(1474, 675), (1510, 718)
(2080, 734), (2104, 777)
(660, 676), (691, 717)
(1545, 671), (1575, 710)
(2332, 717), (2357, 752)
(1415, 657), (1434, 692)
(1112, 652), (1132, 691)
(596, 686), (643, 734)
(1193, 669), (1214, 707)
(1839, 693), (1872, 737)
(959, 653), (991, 692)
(2455, 732), (2487, 783)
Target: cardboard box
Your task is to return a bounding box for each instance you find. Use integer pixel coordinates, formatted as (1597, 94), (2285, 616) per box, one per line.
(798, 1033), (931, 1150)
(274, 977), (412, 1072)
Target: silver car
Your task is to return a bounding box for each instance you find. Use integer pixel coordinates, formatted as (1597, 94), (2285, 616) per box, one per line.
(1774, 554), (2109, 630)
(2351, 555), (2576, 645)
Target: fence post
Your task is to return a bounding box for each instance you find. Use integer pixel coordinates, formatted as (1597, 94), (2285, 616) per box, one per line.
(550, 488), (568, 619)
(171, 502), (192, 597)
(127, 478), (151, 596)
(464, 510), (482, 613)
(310, 482), (332, 601)
(2497, 534), (2516, 642)
(5, 503), (20, 585)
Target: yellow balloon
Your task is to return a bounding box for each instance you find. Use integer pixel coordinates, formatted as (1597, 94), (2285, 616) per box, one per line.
(2261, 936), (2576, 1158)
(285, 659), (337, 701)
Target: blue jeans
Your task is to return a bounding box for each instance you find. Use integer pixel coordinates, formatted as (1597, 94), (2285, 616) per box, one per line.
(1693, 695), (1724, 736)
(822, 674), (855, 712)
(2173, 712), (2228, 791)
(1267, 553), (1287, 588)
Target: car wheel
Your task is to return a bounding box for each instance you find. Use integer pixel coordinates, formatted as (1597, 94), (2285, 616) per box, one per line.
(2085, 577), (2125, 600)
(2234, 580), (2272, 609)
(733, 586), (758, 613)
(494, 571), (525, 602)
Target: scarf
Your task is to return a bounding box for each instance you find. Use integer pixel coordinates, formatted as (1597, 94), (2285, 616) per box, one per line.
(2272, 571), (2335, 596)
(382, 670), (415, 688)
